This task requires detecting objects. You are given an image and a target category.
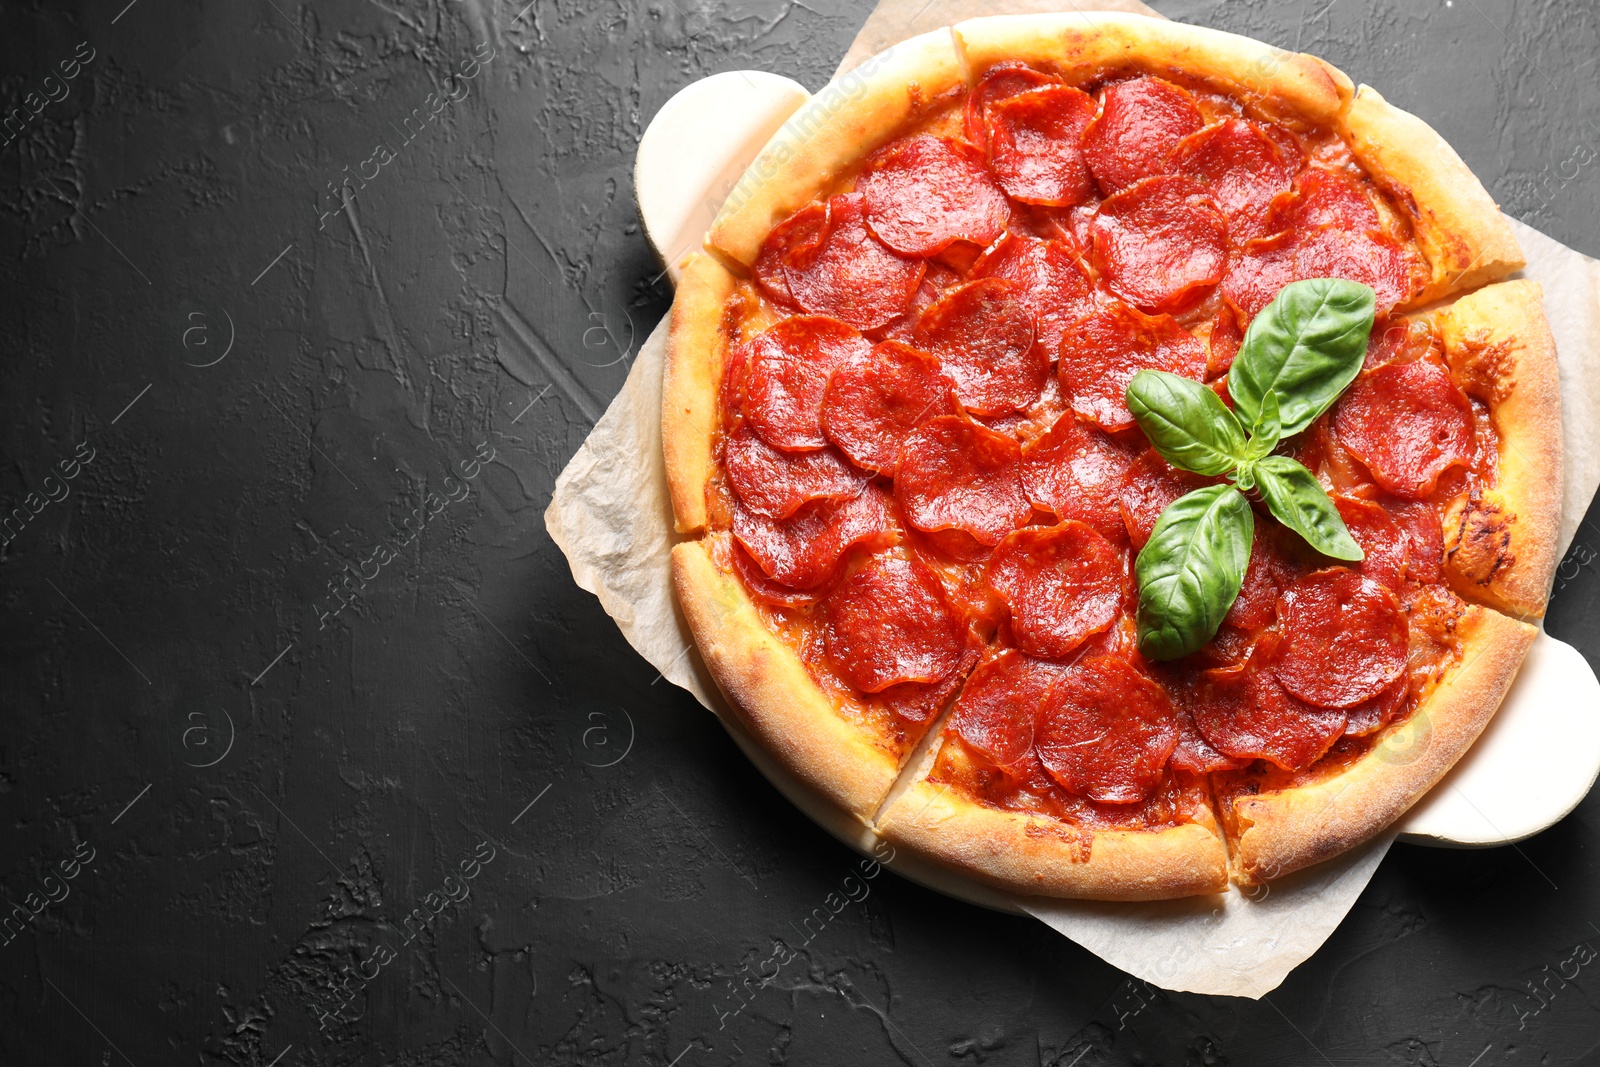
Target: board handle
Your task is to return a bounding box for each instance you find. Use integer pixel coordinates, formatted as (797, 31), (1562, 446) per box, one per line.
(633, 70), (809, 285)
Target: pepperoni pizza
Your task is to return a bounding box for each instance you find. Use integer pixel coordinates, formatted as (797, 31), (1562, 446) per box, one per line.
(661, 15), (1561, 900)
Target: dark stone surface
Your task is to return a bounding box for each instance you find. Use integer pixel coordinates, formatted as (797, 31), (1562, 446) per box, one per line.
(2, 1), (1599, 1063)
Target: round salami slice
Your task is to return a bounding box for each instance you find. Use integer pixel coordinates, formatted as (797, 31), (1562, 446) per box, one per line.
(1223, 522), (1282, 631)
(1293, 226), (1417, 318)
(1092, 174), (1229, 314)
(1221, 231), (1298, 324)
(1036, 655), (1177, 804)
(1266, 167), (1381, 234)
(1343, 674), (1409, 737)
(823, 553), (968, 693)
(1191, 659), (1348, 770)
(783, 193), (926, 330)
(983, 85), (1099, 207)
(970, 232), (1099, 362)
(1170, 704), (1247, 775)
(1365, 317), (1435, 370)
(857, 135), (1011, 257)
(729, 539), (821, 609)
(879, 648), (978, 724)
(869, 264), (963, 345)
(1384, 498), (1445, 583)
(1208, 304), (1243, 379)
(913, 278), (1046, 416)
(1081, 76), (1204, 195)
(1117, 450), (1213, 550)
(724, 424), (866, 520)
(1169, 118), (1298, 241)
(1332, 360), (1476, 498)
(753, 201), (830, 307)
(820, 341), (960, 474)
(1333, 495), (1407, 590)
(965, 63), (1063, 153)
(741, 315), (873, 451)
(1274, 568), (1408, 708)
(1057, 300), (1207, 430)
(1020, 413), (1136, 543)
(896, 416), (1032, 547)
(732, 486), (894, 591)
(988, 522), (1125, 659)
(950, 648), (1066, 772)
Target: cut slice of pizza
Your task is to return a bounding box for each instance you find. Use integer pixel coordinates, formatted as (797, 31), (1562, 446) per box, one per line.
(660, 13), (1560, 899)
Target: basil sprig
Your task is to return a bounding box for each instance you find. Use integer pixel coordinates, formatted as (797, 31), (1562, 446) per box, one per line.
(1125, 278), (1374, 660)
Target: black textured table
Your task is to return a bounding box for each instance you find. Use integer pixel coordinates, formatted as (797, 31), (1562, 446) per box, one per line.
(4, 2), (1600, 1064)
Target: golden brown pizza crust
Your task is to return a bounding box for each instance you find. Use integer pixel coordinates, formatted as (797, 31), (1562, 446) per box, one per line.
(672, 538), (904, 822)
(952, 12), (1352, 127)
(1338, 86), (1525, 306)
(877, 758), (1229, 902)
(663, 253), (737, 535)
(1432, 280), (1563, 620)
(705, 28), (967, 269)
(1224, 604), (1536, 886)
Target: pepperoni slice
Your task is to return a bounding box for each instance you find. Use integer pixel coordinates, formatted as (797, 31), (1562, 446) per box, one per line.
(1191, 658), (1347, 770)
(1082, 77), (1204, 195)
(1057, 300), (1207, 431)
(1092, 174), (1229, 314)
(983, 85), (1099, 206)
(950, 649), (1065, 771)
(971, 232), (1099, 362)
(1223, 523), (1282, 630)
(724, 425), (865, 520)
(1293, 226), (1417, 318)
(1266, 167), (1381, 234)
(1170, 118), (1298, 241)
(732, 486), (893, 591)
(988, 522), (1125, 659)
(1384, 498), (1445, 583)
(1343, 675), (1409, 737)
(1117, 451), (1213, 550)
(857, 135), (1010, 257)
(1274, 568), (1408, 708)
(823, 553), (968, 693)
(729, 539), (821, 608)
(819, 341), (960, 474)
(896, 416), (1032, 546)
(1332, 360), (1476, 498)
(1208, 304), (1243, 379)
(1036, 655), (1177, 804)
(782, 193), (926, 330)
(1221, 231), (1298, 323)
(1333, 495), (1407, 590)
(1365, 317), (1434, 370)
(869, 264), (963, 345)
(965, 63), (1063, 153)
(913, 278), (1046, 416)
(879, 647), (978, 724)
(1020, 414), (1136, 544)
(1170, 704), (1247, 775)
(753, 202), (830, 307)
(741, 316), (873, 451)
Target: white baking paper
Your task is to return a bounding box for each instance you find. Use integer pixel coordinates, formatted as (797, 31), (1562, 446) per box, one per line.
(544, 6), (1600, 996)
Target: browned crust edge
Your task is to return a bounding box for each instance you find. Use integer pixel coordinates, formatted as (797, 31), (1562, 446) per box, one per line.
(705, 28), (968, 268)
(951, 12), (1353, 126)
(1225, 605), (1537, 886)
(877, 757), (1230, 901)
(671, 538), (902, 822)
(662, 253), (737, 535)
(1432, 279), (1564, 620)
(1339, 85), (1526, 306)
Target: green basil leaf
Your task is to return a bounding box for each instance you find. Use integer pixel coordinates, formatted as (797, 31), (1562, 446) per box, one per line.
(1246, 389), (1281, 462)
(1135, 484), (1255, 660)
(1229, 278), (1375, 436)
(1252, 455), (1364, 561)
(1125, 370), (1248, 477)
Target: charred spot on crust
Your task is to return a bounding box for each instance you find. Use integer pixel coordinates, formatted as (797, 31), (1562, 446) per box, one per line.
(1444, 490), (1516, 589)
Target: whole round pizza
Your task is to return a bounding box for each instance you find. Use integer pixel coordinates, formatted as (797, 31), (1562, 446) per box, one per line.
(660, 14), (1562, 900)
